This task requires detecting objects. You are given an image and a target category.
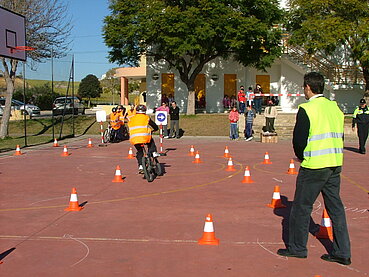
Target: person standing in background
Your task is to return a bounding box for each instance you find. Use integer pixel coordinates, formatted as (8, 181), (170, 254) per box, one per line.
(264, 100), (278, 133)
(254, 84), (263, 115)
(169, 101), (180, 138)
(237, 86), (246, 114)
(352, 98), (369, 154)
(228, 106), (240, 140)
(156, 102), (170, 138)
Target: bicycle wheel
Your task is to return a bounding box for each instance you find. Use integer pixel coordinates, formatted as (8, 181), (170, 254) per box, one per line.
(103, 128), (110, 143)
(142, 156), (155, 182)
(154, 158), (163, 176)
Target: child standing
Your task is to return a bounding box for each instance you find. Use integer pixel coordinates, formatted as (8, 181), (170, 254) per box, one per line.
(264, 100), (278, 133)
(244, 105), (256, 141)
(229, 106), (240, 140)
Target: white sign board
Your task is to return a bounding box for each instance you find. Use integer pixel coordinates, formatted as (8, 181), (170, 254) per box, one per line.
(155, 111), (168, 125)
(96, 110), (107, 122)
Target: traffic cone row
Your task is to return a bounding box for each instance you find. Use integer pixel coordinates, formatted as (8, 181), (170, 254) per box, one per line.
(65, 188), (83, 211)
(188, 145), (195, 156)
(315, 209), (333, 240)
(287, 159), (298, 174)
(53, 138), (59, 147)
(87, 138), (94, 148)
(241, 166), (254, 183)
(126, 147), (135, 159)
(14, 145), (22, 156)
(198, 214), (220, 245)
(225, 157), (236, 171)
(112, 165), (124, 183)
(223, 146), (230, 158)
(192, 151), (203, 163)
(61, 145), (70, 157)
(267, 185), (286, 208)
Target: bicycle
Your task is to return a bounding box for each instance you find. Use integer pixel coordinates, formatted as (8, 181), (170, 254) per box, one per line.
(141, 143), (164, 182)
(103, 125), (129, 143)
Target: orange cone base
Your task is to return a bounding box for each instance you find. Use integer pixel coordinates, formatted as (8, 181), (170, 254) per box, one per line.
(14, 152), (22, 156)
(61, 153), (70, 157)
(262, 160), (272, 164)
(226, 167), (236, 172)
(242, 177), (254, 183)
(87, 143), (93, 148)
(267, 200), (286, 209)
(112, 176), (124, 183)
(287, 170), (298, 175)
(192, 160), (203, 163)
(188, 152), (195, 156)
(65, 204), (83, 212)
(198, 233), (220, 245)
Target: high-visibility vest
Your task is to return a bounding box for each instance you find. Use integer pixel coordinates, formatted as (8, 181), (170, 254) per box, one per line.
(128, 114), (151, 145)
(353, 106), (369, 118)
(118, 111), (125, 126)
(126, 109), (136, 121)
(109, 113), (120, 130)
(299, 97), (344, 169)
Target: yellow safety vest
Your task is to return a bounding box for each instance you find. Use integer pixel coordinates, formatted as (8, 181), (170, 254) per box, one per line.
(128, 114), (151, 145)
(300, 97), (344, 169)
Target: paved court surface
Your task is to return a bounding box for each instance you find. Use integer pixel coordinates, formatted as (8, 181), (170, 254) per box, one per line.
(0, 136), (368, 277)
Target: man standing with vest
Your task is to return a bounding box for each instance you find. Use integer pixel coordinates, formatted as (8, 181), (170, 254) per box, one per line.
(277, 72), (351, 265)
(352, 98), (369, 154)
(128, 105), (159, 174)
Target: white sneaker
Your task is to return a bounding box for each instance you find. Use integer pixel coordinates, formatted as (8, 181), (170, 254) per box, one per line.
(138, 165), (144, 174)
(246, 136), (253, 141)
(152, 152), (160, 158)
(164, 136), (169, 139)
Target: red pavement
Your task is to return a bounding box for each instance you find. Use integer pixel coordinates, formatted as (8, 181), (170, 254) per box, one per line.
(0, 137), (368, 277)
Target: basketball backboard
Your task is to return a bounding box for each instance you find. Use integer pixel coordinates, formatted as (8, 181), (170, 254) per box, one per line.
(0, 6), (26, 61)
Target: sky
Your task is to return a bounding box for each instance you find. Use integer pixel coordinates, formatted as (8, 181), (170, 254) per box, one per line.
(25, 0), (121, 81)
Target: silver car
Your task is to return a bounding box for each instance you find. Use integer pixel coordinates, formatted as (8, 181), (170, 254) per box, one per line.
(52, 96), (85, 116)
(0, 97), (41, 117)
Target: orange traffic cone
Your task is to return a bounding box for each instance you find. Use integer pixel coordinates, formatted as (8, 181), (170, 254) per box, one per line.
(65, 188), (83, 211)
(225, 157), (236, 171)
(192, 151), (203, 163)
(267, 185), (286, 208)
(112, 165), (124, 183)
(188, 145), (195, 156)
(53, 138), (59, 147)
(287, 159), (298, 175)
(14, 145), (22, 156)
(126, 147), (135, 159)
(198, 214), (220, 245)
(262, 152), (272, 164)
(241, 166), (255, 183)
(315, 209), (333, 240)
(61, 145), (70, 157)
(223, 146), (230, 158)
(87, 138), (93, 148)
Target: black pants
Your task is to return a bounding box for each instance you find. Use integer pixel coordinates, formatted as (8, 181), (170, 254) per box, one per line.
(357, 122), (369, 153)
(288, 166), (351, 258)
(134, 138), (157, 166)
(265, 117), (275, 132)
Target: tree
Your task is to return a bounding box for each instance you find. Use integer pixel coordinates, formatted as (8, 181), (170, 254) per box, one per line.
(99, 68), (120, 105)
(0, 0), (71, 139)
(286, 0), (369, 93)
(103, 0), (283, 114)
(78, 74), (103, 107)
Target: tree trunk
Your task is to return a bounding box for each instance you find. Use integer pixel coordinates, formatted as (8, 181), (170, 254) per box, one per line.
(186, 90), (196, 115)
(363, 67), (369, 96)
(0, 59), (18, 139)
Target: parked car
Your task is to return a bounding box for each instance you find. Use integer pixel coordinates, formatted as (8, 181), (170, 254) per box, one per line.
(0, 106), (3, 116)
(52, 96), (85, 116)
(0, 97), (41, 117)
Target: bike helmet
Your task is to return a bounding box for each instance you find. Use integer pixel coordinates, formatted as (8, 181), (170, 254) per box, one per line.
(136, 104), (147, 114)
(112, 107), (117, 112)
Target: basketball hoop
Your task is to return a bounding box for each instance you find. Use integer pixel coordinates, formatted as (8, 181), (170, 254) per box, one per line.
(10, 46), (36, 53)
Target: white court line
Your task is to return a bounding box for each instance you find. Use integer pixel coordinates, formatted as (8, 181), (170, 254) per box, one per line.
(256, 238), (287, 260)
(63, 234), (90, 267)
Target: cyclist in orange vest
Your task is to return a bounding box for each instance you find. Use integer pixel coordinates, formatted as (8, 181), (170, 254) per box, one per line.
(125, 104), (136, 122)
(128, 104), (159, 173)
(109, 107), (121, 142)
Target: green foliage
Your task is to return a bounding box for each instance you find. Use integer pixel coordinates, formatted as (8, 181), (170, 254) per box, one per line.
(78, 74), (103, 100)
(13, 83), (61, 110)
(287, 0), (369, 89)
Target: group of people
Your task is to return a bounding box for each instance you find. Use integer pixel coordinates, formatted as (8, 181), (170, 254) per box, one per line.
(228, 97), (278, 141)
(156, 101), (181, 139)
